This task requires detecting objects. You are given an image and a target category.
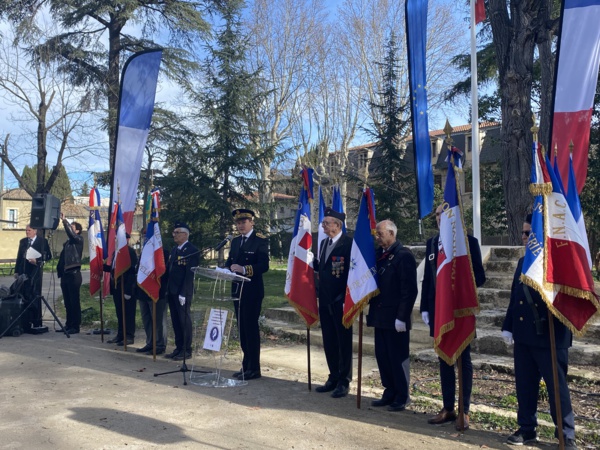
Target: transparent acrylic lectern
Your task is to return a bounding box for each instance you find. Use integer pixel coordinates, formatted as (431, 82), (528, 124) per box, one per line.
(189, 267), (250, 387)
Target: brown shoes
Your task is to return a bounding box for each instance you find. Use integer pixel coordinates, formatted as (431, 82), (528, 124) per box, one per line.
(427, 408), (457, 425)
(455, 413), (469, 431)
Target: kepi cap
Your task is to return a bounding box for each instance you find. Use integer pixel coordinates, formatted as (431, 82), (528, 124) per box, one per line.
(174, 221), (190, 232)
(232, 208), (255, 221)
(324, 207), (345, 222)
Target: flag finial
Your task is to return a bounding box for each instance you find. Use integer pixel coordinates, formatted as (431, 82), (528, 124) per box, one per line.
(444, 119), (454, 147)
(530, 113), (539, 142)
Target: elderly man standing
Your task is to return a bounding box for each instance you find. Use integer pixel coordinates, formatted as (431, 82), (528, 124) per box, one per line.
(367, 220), (418, 411)
(314, 207), (353, 398)
(166, 222), (199, 361)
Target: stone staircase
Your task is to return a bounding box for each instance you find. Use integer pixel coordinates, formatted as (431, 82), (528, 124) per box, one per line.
(263, 245), (600, 373)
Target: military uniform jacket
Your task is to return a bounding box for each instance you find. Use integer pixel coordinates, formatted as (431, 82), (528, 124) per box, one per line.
(502, 257), (572, 349)
(225, 231), (269, 300)
(314, 234), (353, 307)
(420, 234), (486, 337)
(367, 241), (418, 330)
(167, 241), (199, 299)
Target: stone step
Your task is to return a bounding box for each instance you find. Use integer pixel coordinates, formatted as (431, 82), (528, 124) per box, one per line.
(484, 260), (519, 274)
(478, 288), (511, 308)
(482, 275), (513, 290)
(488, 246), (523, 261)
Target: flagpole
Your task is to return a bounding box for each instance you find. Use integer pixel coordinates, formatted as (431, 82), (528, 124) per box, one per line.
(548, 310), (565, 450)
(121, 281), (128, 351)
(357, 311), (363, 409)
(306, 328), (312, 391)
(456, 354), (466, 431)
(99, 283), (105, 343)
(152, 301), (157, 361)
(470, 0), (481, 243)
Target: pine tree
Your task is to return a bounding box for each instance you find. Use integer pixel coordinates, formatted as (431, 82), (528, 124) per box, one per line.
(20, 164), (73, 201)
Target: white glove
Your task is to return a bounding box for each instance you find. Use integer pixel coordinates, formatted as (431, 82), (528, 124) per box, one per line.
(395, 319), (407, 332)
(421, 311), (430, 325)
(179, 295), (186, 306)
(502, 330), (513, 345)
(124, 294), (131, 300)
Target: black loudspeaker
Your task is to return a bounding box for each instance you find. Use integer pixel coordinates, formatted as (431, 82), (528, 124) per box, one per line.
(30, 194), (61, 230)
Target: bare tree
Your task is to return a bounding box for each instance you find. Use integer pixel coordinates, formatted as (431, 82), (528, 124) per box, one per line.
(0, 24), (97, 196)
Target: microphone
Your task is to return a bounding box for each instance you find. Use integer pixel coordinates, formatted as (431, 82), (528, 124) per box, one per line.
(214, 235), (233, 251)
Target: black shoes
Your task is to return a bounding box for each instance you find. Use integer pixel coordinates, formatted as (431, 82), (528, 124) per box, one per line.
(387, 399), (411, 412)
(331, 385), (349, 398)
(107, 337), (123, 344)
(506, 429), (539, 445)
(565, 438), (578, 449)
(172, 352), (192, 361)
(116, 338), (134, 346)
(315, 380), (336, 393)
(56, 328), (79, 334)
(232, 369), (244, 378)
(136, 345), (152, 353)
(238, 370), (261, 380)
(165, 350), (180, 359)
(146, 349), (165, 355)
(371, 397), (394, 407)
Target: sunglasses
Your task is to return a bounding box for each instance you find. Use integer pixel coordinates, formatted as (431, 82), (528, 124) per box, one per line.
(522, 230), (531, 237)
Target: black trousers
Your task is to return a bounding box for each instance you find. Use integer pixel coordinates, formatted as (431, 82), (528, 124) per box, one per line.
(168, 294), (192, 353)
(439, 344), (473, 413)
(374, 327), (410, 403)
(319, 300), (353, 387)
(234, 295), (263, 373)
(60, 270), (82, 331)
(139, 296), (168, 350)
(113, 292), (136, 340)
(514, 342), (575, 439)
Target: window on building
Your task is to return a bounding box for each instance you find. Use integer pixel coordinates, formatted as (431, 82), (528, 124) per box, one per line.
(466, 135), (472, 152)
(431, 140), (438, 158)
(279, 206), (285, 213)
(7, 208), (18, 228)
(357, 152), (368, 169)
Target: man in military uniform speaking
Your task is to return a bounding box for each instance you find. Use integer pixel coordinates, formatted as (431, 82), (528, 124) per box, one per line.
(226, 209), (269, 381)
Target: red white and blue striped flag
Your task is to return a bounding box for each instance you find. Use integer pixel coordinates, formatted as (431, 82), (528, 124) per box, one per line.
(566, 154), (592, 269)
(342, 188), (379, 328)
(107, 50), (162, 265)
(550, 0), (600, 193)
(434, 147), (479, 365)
(317, 186), (326, 260)
(332, 185), (346, 233)
(113, 202), (131, 283)
(88, 187), (106, 296)
(285, 168), (318, 328)
(137, 190), (166, 302)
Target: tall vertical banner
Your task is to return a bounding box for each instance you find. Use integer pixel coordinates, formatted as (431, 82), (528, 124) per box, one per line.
(405, 0), (434, 219)
(317, 186), (326, 260)
(88, 187), (107, 296)
(342, 188), (379, 328)
(550, 0), (600, 193)
(137, 190), (166, 301)
(434, 148), (479, 365)
(107, 49), (163, 262)
(285, 168), (318, 328)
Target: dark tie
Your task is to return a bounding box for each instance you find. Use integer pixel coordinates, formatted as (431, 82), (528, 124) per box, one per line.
(240, 236), (247, 250)
(324, 238), (334, 261)
(27, 238), (32, 248)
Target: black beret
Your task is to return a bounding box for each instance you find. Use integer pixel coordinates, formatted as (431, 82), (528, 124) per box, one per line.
(324, 207), (345, 222)
(174, 221), (190, 232)
(232, 208), (255, 221)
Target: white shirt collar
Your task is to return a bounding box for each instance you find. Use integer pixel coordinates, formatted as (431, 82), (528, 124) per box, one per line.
(178, 240), (188, 250)
(242, 229), (254, 239)
(329, 231), (342, 245)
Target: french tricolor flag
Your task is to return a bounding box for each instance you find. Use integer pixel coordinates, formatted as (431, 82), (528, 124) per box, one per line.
(137, 190), (166, 301)
(88, 187), (106, 296)
(285, 168), (318, 328)
(551, 0), (600, 193)
(113, 202), (131, 283)
(434, 147), (479, 366)
(317, 186), (326, 260)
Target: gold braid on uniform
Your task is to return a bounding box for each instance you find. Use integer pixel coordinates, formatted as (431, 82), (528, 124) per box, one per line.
(245, 265), (254, 277)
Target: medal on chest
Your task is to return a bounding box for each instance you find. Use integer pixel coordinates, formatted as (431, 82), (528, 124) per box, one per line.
(331, 256), (345, 278)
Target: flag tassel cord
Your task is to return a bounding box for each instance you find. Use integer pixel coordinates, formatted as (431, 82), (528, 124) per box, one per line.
(548, 309), (565, 450)
(434, 329), (475, 367)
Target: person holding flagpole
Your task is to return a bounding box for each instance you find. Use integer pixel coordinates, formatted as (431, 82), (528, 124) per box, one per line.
(314, 207), (353, 398)
(502, 214), (576, 448)
(105, 233), (138, 346)
(421, 203), (485, 429)
(367, 219), (418, 411)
